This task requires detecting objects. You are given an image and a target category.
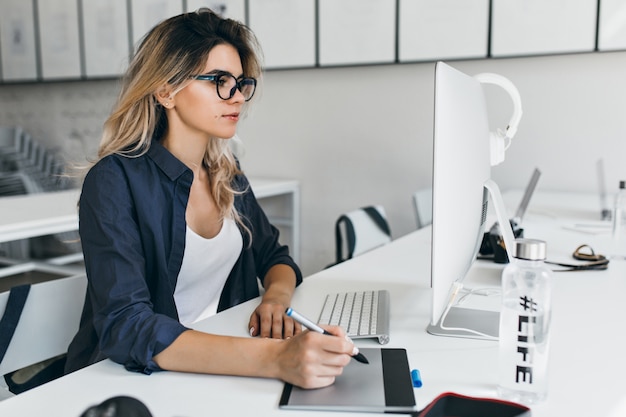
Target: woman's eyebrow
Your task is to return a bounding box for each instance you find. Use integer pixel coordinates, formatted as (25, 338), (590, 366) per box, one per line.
(199, 69), (224, 76)
(202, 69), (245, 78)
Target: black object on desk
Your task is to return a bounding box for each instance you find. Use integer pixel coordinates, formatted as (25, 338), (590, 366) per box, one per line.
(79, 396), (153, 417)
(479, 219), (524, 264)
(414, 392), (530, 417)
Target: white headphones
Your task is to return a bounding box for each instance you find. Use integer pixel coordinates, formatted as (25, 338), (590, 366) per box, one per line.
(473, 73), (523, 166)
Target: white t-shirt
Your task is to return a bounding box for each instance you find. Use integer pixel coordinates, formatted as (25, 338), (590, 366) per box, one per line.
(174, 218), (243, 327)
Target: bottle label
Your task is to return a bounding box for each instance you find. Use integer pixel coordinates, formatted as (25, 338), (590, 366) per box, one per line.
(498, 293), (550, 402)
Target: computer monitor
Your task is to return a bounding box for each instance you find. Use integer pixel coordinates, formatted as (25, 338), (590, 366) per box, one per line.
(426, 62), (516, 340)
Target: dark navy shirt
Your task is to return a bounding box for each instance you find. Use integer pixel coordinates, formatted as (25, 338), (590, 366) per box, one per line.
(65, 140), (302, 375)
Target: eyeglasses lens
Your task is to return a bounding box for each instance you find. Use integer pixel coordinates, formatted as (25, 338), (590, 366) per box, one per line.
(216, 74), (255, 101)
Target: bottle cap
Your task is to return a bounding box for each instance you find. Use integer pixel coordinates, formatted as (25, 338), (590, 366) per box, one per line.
(514, 238), (546, 261)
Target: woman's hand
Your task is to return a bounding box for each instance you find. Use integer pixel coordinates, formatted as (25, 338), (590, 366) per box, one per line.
(274, 325), (355, 389)
(249, 296), (302, 338)
(249, 264), (300, 339)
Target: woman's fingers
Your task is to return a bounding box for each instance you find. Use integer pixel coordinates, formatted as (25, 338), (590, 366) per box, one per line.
(249, 302), (302, 339)
(277, 329), (354, 389)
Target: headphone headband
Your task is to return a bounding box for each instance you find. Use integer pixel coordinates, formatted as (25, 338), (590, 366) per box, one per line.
(474, 72), (523, 166)
(474, 72), (523, 140)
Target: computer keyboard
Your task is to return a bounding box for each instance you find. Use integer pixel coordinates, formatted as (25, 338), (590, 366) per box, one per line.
(317, 289), (390, 344)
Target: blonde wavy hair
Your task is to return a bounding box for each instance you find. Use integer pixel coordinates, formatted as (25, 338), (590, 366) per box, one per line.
(96, 8), (262, 234)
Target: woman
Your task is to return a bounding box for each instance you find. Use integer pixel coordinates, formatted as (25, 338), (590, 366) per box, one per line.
(65, 8), (357, 389)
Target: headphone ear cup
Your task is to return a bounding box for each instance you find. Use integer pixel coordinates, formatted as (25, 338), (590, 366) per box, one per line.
(490, 131), (506, 166)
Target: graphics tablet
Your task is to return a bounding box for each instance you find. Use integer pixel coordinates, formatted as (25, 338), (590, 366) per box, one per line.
(279, 348), (417, 413)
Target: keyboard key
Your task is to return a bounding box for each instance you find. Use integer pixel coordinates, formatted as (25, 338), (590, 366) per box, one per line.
(317, 290), (390, 344)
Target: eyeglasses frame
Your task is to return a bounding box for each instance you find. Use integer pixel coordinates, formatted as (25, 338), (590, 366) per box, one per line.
(191, 71), (257, 102)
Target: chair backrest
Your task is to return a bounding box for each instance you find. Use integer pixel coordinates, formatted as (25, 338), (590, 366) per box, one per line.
(0, 266), (86, 377)
(333, 205), (392, 265)
(413, 188), (433, 229)
(0, 126), (20, 150)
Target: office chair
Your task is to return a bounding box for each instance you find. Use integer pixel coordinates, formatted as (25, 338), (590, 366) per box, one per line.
(0, 126), (81, 263)
(412, 188), (433, 229)
(0, 264), (86, 399)
(0, 127), (24, 170)
(330, 205), (392, 266)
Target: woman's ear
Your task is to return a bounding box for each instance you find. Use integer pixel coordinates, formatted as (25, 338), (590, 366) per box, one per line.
(155, 85), (174, 108)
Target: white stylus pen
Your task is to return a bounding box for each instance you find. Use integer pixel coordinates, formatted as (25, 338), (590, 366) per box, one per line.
(285, 307), (369, 364)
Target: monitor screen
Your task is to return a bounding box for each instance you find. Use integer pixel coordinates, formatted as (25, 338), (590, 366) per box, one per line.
(426, 62), (505, 340)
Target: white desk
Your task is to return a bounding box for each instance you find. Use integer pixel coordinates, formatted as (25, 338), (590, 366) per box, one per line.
(0, 191), (624, 416)
(0, 189), (80, 244)
(0, 178), (300, 262)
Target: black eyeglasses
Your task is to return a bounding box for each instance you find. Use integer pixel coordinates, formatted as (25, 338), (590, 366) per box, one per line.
(191, 71), (257, 101)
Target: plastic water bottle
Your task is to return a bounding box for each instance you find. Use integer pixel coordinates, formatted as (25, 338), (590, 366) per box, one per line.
(611, 180), (626, 259)
(498, 238), (552, 404)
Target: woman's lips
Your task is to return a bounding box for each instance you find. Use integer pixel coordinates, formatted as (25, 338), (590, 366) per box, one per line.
(223, 113), (239, 121)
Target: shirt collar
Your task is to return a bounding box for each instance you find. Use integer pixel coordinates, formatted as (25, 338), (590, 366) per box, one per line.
(147, 139), (191, 181)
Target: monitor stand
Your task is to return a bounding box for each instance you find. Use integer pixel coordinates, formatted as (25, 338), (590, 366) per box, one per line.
(427, 179), (515, 341)
(426, 307), (499, 340)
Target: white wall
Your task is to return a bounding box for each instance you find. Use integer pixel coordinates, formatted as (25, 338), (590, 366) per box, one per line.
(2, 51), (626, 275)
